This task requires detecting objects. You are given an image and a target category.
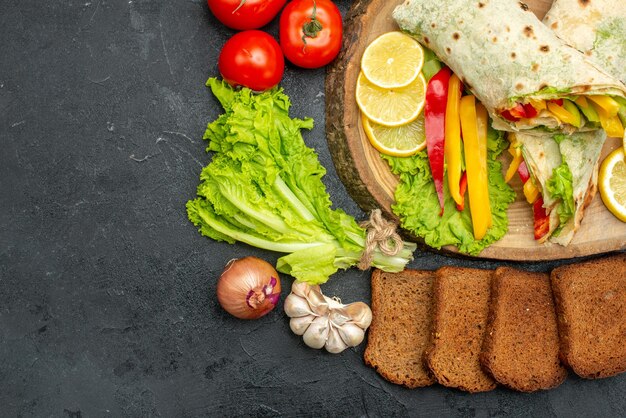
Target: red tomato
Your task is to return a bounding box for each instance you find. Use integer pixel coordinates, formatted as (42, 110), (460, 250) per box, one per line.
(219, 31), (285, 91)
(207, 0), (287, 30)
(279, 0), (343, 69)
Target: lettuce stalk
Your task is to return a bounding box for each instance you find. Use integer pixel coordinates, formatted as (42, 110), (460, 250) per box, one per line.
(187, 79), (416, 284)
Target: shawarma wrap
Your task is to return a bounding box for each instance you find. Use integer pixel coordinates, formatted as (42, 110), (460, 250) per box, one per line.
(543, 0), (626, 85)
(393, 0), (626, 136)
(515, 130), (606, 245)
(543, 0), (626, 135)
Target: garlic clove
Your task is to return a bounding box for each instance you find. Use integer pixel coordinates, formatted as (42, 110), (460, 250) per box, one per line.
(283, 293), (315, 318)
(289, 315), (315, 336)
(339, 302), (373, 329)
(306, 288), (330, 316)
(302, 315), (330, 349)
(325, 327), (349, 354)
(291, 281), (320, 298)
(328, 310), (351, 327)
(337, 323), (366, 347)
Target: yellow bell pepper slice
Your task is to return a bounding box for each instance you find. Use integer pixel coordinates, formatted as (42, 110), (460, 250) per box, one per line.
(475, 103), (493, 228)
(587, 95), (620, 116)
(527, 99), (546, 111)
(592, 101), (625, 138)
(562, 100), (582, 127)
(459, 95), (491, 240)
(445, 74), (463, 206)
(547, 101), (580, 127)
(523, 179), (540, 204)
(574, 96), (589, 108)
(504, 134), (523, 183)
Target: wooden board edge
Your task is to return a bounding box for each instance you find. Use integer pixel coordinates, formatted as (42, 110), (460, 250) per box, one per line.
(325, 0), (398, 214)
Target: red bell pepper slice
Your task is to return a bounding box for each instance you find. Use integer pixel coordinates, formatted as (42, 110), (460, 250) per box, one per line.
(425, 67), (451, 215)
(456, 171), (468, 211)
(518, 161), (550, 240)
(523, 103), (538, 118)
(501, 110), (518, 121)
(502, 102), (530, 121)
(550, 98), (564, 106)
(517, 160), (531, 184)
(508, 103), (527, 119)
(533, 197), (550, 241)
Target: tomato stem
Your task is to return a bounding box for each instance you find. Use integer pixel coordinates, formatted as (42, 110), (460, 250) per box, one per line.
(232, 0), (246, 14)
(301, 0), (323, 47)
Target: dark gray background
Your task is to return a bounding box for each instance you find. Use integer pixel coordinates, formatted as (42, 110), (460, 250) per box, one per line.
(1, 0), (624, 416)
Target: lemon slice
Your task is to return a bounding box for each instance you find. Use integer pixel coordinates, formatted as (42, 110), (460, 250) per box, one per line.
(356, 72), (426, 127)
(362, 113), (426, 157)
(599, 147), (626, 222)
(361, 32), (424, 89)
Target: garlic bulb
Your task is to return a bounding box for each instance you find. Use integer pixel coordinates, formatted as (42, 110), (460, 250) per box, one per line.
(284, 281), (373, 354)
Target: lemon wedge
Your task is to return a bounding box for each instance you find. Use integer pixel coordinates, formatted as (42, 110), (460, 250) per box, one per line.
(362, 113), (426, 157)
(356, 72), (426, 127)
(361, 32), (424, 89)
(599, 147), (626, 222)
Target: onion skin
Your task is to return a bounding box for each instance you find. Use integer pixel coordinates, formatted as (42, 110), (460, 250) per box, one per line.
(216, 257), (281, 320)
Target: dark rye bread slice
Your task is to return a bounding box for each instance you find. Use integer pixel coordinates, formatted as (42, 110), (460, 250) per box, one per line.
(426, 267), (497, 393)
(550, 253), (626, 379)
(481, 267), (567, 392)
(364, 269), (436, 388)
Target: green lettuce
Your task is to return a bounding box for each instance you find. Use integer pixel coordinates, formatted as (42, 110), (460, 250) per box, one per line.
(546, 161), (575, 236)
(383, 127), (515, 255)
(187, 79), (416, 284)
(420, 47), (443, 82)
(614, 96), (626, 127)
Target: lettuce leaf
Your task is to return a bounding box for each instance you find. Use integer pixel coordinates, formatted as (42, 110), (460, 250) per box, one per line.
(384, 127), (515, 255)
(187, 79), (416, 284)
(545, 161), (575, 236)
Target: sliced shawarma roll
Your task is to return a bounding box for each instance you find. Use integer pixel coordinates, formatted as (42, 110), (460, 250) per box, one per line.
(542, 0), (626, 146)
(393, 0), (626, 137)
(543, 0), (626, 86)
(515, 130), (606, 245)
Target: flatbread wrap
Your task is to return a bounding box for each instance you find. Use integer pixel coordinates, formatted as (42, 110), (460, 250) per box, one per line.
(543, 0), (626, 134)
(514, 130), (606, 245)
(393, 0), (626, 137)
(543, 0), (626, 85)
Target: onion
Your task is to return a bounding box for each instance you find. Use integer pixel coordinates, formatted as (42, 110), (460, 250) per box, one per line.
(216, 257), (281, 320)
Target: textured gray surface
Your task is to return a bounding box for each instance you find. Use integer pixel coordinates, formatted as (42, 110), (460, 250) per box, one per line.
(0, 0), (624, 416)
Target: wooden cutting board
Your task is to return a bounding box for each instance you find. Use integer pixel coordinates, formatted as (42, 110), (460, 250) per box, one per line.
(325, 0), (626, 260)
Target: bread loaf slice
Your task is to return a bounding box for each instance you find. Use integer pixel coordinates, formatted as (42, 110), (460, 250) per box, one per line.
(551, 253), (626, 379)
(364, 269), (436, 388)
(426, 267), (497, 392)
(481, 267), (567, 392)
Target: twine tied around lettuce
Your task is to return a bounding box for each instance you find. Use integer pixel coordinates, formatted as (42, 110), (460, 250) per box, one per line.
(357, 209), (403, 270)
